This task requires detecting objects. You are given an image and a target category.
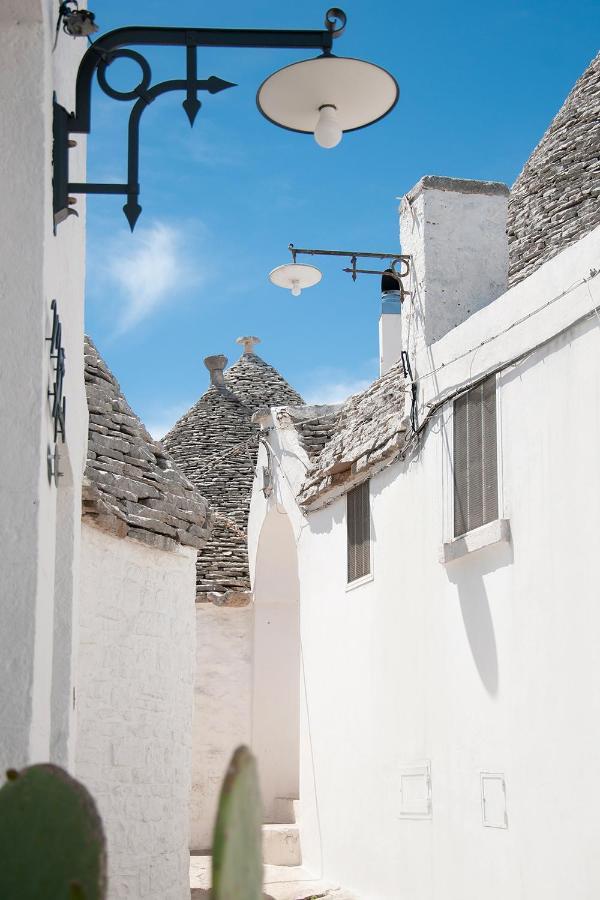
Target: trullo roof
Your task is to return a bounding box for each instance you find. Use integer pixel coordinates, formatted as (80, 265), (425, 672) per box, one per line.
(82, 336), (210, 552)
(162, 340), (303, 602)
(508, 51), (600, 286)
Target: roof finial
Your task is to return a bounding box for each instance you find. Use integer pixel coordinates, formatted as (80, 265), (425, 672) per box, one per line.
(236, 335), (261, 356)
(204, 354), (228, 388)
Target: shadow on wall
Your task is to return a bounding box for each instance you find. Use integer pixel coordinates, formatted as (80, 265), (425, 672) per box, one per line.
(309, 495), (344, 536)
(445, 541), (513, 696)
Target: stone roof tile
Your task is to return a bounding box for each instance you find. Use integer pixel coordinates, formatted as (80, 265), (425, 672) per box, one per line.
(297, 361), (407, 509)
(508, 52), (600, 286)
(163, 348), (303, 598)
(82, 336), (210, 553)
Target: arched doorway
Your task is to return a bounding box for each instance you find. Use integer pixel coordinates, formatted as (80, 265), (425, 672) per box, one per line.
(252, 506), (300, 822)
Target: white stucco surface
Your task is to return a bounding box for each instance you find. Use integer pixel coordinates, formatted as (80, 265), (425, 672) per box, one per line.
(400, 178), (509, 352)
(379, 309), (403, 376)
(76, 524), (196, 900)
(252, 508), (300, 822)
(0, 1), (87, 772)
(191, 603), (253, 851)
(249, 217), (600, 898)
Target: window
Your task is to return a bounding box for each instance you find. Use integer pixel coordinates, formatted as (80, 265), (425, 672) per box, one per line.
(453, 376), (498, 537)
(347, 480), (370, 583)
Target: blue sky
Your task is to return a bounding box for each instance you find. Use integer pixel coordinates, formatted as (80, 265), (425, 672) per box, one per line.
(83, 0), (599, 437)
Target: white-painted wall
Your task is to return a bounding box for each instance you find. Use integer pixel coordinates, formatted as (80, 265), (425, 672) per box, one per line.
(249, 221), (600, 898)
(191, 506), (301, 847)
(252, 507), (300, 821)
(0, 0), (88, 772)
(76, 524), (196, 900)
(379, 296), (403, 376)
(400, 177), (509, 354)
(191, 602), (253, 851)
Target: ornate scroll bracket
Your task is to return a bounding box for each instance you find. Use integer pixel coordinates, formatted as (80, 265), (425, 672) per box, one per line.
(52, 16), (340, 230)
(53, 43), (236, 230)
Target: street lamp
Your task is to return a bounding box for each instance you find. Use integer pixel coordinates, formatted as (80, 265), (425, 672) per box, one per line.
(53, 7), (398, 230)
(269, 243), (410, 297)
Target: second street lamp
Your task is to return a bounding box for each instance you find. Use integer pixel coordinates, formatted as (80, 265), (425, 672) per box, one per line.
(53, 7), (398, 230)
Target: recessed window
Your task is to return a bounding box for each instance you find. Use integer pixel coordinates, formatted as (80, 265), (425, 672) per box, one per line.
(453, 376), (498, 538)
(347, 480), (370, 583)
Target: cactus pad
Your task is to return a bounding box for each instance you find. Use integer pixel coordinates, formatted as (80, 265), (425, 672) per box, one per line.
(212, 745), (263, 900)
(0, 764), (106, 899)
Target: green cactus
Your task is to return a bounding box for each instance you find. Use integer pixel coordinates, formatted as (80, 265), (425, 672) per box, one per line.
(0, 764), (106, 900)
(212, 745), (263, 900)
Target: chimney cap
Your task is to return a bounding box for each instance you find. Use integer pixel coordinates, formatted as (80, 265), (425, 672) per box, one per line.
(236, 336), (261, 355)
(204, 354), (228, 387)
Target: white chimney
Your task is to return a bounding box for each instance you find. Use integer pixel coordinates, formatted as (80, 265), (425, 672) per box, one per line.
(379, 271), (403, 376)
(399, 176), (509, 352)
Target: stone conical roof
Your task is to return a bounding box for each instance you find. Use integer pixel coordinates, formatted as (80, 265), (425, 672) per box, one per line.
(508, 51), (600, 287)
(162, 343), (303, 600)
(82, 336), (210, 552)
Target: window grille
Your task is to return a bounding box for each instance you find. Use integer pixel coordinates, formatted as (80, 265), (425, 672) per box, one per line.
(347, 480), (370, 582)
(453, 376), (498, 537)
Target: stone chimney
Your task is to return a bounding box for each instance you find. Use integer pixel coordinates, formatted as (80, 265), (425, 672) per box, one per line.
(379, 270), (403, 376)
(204, 354), (228, 387)
(399, 176), (510, 352)
(236, 335), (261, 355)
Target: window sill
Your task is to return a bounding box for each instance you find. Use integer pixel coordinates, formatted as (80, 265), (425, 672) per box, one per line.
(345, 571), (374, 592)
(440, 518), (511, 565)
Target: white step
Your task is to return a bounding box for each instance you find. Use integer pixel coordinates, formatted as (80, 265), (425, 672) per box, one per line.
(262, 823), (302, 866)
(269, 797), (300, 825)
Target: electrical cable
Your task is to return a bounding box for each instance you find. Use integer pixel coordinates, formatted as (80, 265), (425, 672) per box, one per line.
(401, 271), (600, 459)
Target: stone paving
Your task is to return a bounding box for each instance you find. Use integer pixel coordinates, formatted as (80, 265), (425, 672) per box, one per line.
(190, 855), (357, 900)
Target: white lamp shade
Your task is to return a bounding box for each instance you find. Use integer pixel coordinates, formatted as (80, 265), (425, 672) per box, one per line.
(269, 263), (322, 294)
(256, 54), (398, 135)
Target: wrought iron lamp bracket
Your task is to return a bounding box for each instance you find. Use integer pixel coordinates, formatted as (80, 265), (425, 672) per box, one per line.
(53, 11), (344, 230)
(288, 243), (411, 296)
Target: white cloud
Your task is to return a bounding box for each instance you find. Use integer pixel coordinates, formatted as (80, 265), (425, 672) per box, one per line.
(106, 220), (205, 333)
(302, 378), (371, 406)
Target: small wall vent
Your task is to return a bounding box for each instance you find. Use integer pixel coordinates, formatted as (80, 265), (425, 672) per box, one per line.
(481, 772), (508, 828)
(399, 761), (432, 819)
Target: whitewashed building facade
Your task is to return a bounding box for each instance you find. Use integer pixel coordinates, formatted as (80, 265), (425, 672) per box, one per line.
(0, 7), (211, 898)
(162, 340), (304, 853)
(247, 52), (600, 898)
(0, 0), (88, 777)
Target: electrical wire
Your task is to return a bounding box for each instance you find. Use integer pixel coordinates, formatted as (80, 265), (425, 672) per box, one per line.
(401, 270), (600, 459)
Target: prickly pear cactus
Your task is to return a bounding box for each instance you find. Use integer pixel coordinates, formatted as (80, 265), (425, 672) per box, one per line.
(0, 764), (106, 899)
(212, 745), (263, 900)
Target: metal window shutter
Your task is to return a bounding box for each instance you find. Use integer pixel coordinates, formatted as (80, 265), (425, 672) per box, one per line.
(481, 375), (498, 525)
(347, 480), (370, 581)
(358, 480), (370, 578)
(453, 392), (469, 537)
(453, 376), (498, 537)
(347, 486), (357, 582)
(467, 382), (484, 531)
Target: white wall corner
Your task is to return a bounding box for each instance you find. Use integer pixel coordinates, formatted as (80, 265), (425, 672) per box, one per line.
(399, 176), (510, 353)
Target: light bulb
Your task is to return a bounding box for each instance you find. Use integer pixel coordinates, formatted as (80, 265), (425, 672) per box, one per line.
(314, 104), (342, 149)
(291, 280), (301, 297)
